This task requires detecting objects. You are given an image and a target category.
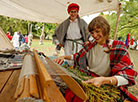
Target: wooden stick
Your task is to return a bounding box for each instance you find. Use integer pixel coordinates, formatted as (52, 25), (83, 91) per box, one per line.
(29, 75), (39, 98)
(113, 3), (122, 40)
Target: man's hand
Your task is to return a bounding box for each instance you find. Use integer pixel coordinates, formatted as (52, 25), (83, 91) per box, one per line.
(58, 43), (64, 47)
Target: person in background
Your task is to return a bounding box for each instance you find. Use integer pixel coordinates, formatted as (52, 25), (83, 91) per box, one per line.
(28, 33), (33, 48)
(52, 3), (90, 66)
(54, 16), (138, 102)
(11, 32), (20, 49)
(6, 32), (12, 40)
(21, 35), (25, 44)
(24, 35), (28, 44)
(18, 31), (23, 46)
(130, 36), (135, 50)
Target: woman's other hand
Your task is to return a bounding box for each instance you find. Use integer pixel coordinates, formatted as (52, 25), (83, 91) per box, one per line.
(83, 77), (105, 87)
(53, 56), (65, 65)
(83, 76), (117, 87)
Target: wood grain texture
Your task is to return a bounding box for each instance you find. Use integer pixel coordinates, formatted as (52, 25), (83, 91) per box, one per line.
(0, 69), (20, 102)
(0, 70), (13, 93)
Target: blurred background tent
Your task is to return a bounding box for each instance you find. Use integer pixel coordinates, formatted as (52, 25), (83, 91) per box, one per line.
(0, 0), (119, 23)
(0, 27), (14, 50)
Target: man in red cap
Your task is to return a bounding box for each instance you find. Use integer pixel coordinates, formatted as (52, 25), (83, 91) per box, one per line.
(53, 3), (89, 66)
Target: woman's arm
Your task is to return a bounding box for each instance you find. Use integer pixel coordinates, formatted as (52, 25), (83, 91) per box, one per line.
(83, 76), (118, 87)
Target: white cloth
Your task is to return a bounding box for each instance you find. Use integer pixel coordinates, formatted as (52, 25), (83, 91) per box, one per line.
(12, 32), (20, 48)
(65, 19), (83, 66)
(87, 44), (111, 76)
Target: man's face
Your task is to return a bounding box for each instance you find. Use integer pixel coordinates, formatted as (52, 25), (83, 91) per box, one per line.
(69, 9), (78, 21)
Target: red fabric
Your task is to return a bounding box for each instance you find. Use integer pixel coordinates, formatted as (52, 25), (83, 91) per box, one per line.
(65, 89), (82, 102)
(67, 3), (79, 13)
(6, 33), (12, 40)
(24, 36), (28, 43)
(130, 38), (134, 45)
(57, 59), (64, 65)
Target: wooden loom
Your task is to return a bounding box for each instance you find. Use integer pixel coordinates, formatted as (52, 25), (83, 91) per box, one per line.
(14, 50), (87, 102)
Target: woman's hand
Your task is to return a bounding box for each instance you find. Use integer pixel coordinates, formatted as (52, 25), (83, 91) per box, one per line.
(53, 56), (65, 65)
(83, 76), (117, 87)
(83, 77), (106, 87)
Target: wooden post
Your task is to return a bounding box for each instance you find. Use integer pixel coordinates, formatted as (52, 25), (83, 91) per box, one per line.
(113, 3), (122, 40)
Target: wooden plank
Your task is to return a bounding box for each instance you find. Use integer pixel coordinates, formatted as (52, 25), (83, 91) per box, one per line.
(0, 69), (20, 102)
(45, 56), (87, 101)
(0, 70), (13, 93)
(33, 50), (66, 102)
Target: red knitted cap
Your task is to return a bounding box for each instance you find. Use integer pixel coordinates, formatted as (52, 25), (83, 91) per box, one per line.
(67, 3), (79, 13)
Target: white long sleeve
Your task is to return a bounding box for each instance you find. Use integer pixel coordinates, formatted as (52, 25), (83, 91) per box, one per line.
(114, 75), (129, 86)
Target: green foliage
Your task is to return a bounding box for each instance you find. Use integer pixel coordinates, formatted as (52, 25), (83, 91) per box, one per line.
(0, 16), (28, 35)
(0, 15), (56, 38)
(103, 0), (138, 40)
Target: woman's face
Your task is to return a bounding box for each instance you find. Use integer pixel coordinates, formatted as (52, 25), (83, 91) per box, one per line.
(90, 28), (106, 45)
(69, 10), (78, 21)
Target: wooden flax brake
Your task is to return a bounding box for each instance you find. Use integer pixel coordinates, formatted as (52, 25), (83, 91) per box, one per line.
(33, 49), (66, 102)
(42, 54), (87, 101)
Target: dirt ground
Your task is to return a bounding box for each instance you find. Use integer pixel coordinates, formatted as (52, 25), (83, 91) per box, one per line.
(31, 39), (138, 98)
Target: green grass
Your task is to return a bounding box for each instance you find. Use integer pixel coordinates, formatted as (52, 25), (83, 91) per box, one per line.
(31, 39), (64, 56)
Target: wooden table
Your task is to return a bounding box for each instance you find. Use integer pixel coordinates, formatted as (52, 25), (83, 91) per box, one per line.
(0, 69), (21, 102)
